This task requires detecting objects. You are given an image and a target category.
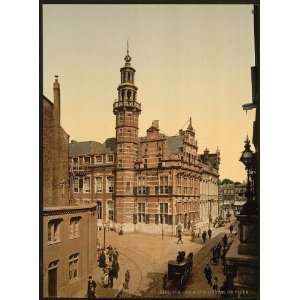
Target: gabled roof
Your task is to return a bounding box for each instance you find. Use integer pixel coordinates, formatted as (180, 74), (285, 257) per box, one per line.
(165, 135), (184, 154)
(69, 138), (116, 156)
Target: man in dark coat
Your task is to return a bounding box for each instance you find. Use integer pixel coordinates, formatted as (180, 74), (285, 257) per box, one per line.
(124, 270), (130, 289)
(208, 228), (212, 239)
(177, 229), (183, 244)
(229, 224), (234, 234)
(87, 275), (97, 298)
(112, 258), (119, 279)
(204, 264), (212, 286)
(202, 231), (207, 243)
(98, 250), (106, 269)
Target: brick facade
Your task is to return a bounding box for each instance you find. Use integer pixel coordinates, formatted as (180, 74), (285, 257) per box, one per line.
(43, 77), (97, 297)
(69, 51), (221, 234)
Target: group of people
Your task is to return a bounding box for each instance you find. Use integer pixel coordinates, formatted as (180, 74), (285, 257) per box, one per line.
(97, 245), (120, 288)
(96, 245), (130, 291)
(177, 222), (215, 244)
(211, 234), (228, 265)
(191, 227), (213, 243)
(203, 231), (234, 297)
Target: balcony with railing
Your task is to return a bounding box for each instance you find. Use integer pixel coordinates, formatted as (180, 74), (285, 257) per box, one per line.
(113, 99), (141, 113)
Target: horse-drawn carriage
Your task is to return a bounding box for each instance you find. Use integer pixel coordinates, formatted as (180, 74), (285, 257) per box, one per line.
(163, 252), (193, 291)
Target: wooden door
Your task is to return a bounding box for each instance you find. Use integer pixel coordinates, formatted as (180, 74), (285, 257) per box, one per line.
(48, 267), (57, 297)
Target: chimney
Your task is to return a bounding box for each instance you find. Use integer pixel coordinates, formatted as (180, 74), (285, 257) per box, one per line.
(53, 75), (60, 126)
(152, 120), (159, 129)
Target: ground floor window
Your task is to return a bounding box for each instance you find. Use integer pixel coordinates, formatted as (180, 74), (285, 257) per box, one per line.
(97, 201), (102, 219)
(107, 201), (114, 221)
(138, 203), (146, 223)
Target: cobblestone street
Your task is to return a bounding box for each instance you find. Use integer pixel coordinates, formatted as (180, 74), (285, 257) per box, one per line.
(95, 225), (232, 298)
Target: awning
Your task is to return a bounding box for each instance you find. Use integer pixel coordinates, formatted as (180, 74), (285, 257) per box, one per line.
(233, 201), (247, 206)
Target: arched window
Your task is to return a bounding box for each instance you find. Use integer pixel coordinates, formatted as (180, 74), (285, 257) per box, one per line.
(69, 216), (81, 238)
(69, 253), (79, 280)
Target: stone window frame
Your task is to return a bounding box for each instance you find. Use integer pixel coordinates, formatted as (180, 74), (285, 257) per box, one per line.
(69, 216), (81, 239)
(69, 253), (79, 281)
(159, 203), (171, 224)
(84, 156), (91, 165)
(94, 176), (103, 193)
(48, 219), (62, 245)
(95, 155), (103, 164)
(106, 176), (114, 193)
(72, 157), (78, 166)
(83, 176), (91, 193)
(73, 176), (79, 193)
(96, 201), (103, 219)
(137, 202), (146, 223)
(107, 199), (114, 221)
(107, 154), (114, 163)
(159, 175), (169, 194)
(137, 176), (147, 195)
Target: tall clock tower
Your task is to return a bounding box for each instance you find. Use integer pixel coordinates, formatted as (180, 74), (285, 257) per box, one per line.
(113, 46), (141, 231)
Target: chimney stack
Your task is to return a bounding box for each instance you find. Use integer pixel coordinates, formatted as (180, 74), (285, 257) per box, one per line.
(53, 75), (60, 126)
(152, 120), (159, 129)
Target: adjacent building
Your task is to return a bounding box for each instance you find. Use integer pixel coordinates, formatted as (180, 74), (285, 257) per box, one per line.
(218, 183), (247, 216)
(43, 77), (97, 297)
(69, 50), (221, 235)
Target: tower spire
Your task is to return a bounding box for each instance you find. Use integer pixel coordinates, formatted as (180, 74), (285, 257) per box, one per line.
(124, 40), (131, 64)
(187, 116), (194, 132)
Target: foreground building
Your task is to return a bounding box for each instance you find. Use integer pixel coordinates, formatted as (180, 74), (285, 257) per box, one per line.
(69, 50), (221, 234)
(43, 77), (97, 297)
(225, 5), (259, 297)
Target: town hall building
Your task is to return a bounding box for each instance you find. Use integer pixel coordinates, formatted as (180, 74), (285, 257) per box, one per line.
(69, 49), (221, 235)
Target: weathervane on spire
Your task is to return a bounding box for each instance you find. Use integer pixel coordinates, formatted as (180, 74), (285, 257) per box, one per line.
(124, 39), (131, 64)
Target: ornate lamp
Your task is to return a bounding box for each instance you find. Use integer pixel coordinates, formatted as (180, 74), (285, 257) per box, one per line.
(239, 135), (254, 171)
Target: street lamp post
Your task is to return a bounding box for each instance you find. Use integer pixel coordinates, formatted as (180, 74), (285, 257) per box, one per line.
(103, 225), (106, 249)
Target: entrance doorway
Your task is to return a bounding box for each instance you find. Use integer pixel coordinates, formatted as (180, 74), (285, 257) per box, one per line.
(48, 261), (58, 297)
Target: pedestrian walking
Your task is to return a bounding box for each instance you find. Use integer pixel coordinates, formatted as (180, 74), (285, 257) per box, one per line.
(177, 229), (183, 244)
(124, 270), (130, 289)
(113, 248), (119, 260)
(102, 268), (109, 288)
(229, 224), (234, 234)
(198, 227), (201, 238)
(211, 246), (218, 265)
(212, 276), (218, 291)
(87, 275), (96, 298)
(112, 258), (119, 280)
(98, 250), (106, 269)
(204, 264), (213, 286)
(208, 228), (212, 239)
(202, 231), (207, 244)
(191, 228), (196, 242)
